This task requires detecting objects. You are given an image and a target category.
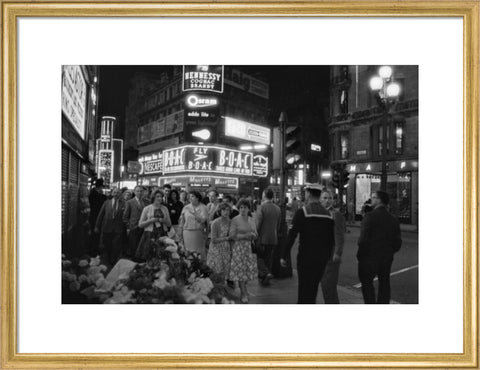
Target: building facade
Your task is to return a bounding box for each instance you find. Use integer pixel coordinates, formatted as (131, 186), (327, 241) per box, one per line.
(329, 65), (418, 224)
(61, 65), (99, 255)
(123, 66), (270, 196)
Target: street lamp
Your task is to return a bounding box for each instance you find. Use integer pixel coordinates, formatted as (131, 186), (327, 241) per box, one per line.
(369, 66), (401, 191)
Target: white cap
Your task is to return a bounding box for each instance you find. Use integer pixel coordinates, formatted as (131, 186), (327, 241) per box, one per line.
(304, 183), (323, 191)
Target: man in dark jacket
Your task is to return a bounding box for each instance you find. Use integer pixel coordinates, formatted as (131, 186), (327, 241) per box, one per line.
(357, 190), (402, 304)
(88, 178), (107, 255)
(95, 187), (126, 266)
(281, 183), (335, 304)
(256, 188), (281, 285)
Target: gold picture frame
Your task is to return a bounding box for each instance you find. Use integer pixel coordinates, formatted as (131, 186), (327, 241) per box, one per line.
(1, 1), (478, 368)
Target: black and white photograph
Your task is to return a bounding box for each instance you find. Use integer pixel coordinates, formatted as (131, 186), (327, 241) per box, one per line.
(61, 65), (419, 305)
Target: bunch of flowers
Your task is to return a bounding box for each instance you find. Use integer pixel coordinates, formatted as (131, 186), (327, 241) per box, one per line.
(61, 237), (236, 304)
(62, 254), (109, 303)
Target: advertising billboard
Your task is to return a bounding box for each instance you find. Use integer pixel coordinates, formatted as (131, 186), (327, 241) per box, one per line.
(224, 117), (271, 145)
(184, 94), (220, 124)
(224, 68), (269, 99)
(138, 110), (184, 145)
(183, 65), (224, 93)
(163, 145), (253, 176)
(253, 154), (269, 177)
(61, 65), (87, 139)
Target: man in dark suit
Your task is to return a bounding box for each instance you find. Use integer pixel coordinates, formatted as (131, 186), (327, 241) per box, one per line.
(281, 183), (335, 304)
(95, 187), (125, 266)
(256, 188), (281, 286)
(122, 185), (146, 259)
(88, 178), (107, 255)
(320, 189), (346, 303)
(357, 190), (402, 304)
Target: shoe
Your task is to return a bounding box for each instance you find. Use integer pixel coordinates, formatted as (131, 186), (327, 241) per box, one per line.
(261, 273), (273, 286)
(241, 296), (249, 303)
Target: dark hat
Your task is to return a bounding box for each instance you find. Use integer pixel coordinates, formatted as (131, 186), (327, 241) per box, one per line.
(94, 178), (104, 187)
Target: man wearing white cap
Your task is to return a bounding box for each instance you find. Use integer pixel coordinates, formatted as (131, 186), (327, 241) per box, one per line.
(281, 183), (335, 303)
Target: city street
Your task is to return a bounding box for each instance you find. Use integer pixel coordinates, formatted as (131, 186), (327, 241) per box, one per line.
(245, 224), (418, 304)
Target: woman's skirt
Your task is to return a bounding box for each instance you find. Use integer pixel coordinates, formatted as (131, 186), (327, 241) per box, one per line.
(183, 229), (206, 259)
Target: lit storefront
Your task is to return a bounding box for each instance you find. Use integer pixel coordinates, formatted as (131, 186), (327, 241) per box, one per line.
(138, 144), (268, 195)
(347, 160), (418, 224)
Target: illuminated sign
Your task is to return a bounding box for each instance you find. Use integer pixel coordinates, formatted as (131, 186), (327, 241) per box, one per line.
(138, 152), (163, 175)
(186, 95), (218, 108)
(159, 175), (239, 189)
(224, 117), (271, 145)
(163, 145), (253, 176)
(191, 129), (212, 141)
(311, 144), (322, 152)
(62, 65), (87, 139)
(97, 149), (113, 186)
(183, 65), (224, 93)
(253, 155), (268, 177)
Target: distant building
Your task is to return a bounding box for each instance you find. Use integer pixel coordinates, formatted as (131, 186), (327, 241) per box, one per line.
(329, 65), (418, 224)
(123, 66), (270, 196)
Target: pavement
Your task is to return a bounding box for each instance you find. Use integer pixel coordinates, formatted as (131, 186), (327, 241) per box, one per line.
(227, 269), (367, 304)
(346, 220), (418, 233)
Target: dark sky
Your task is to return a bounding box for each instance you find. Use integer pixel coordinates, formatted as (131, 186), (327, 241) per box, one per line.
(98, 65), (330, 138)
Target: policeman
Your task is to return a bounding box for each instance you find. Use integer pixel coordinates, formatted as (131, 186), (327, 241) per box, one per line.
(280, 183), (335, 304)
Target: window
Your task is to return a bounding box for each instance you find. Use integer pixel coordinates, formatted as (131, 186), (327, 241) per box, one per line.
(339, 89), (348, 114)
(340, 131), (349, 159)
(395, 122), (404, 154)
(377, 123), (391, 156)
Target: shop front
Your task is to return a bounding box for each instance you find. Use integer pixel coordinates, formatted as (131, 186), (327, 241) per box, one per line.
(348, 160), (418, 224)
(137, 144), (269, 196)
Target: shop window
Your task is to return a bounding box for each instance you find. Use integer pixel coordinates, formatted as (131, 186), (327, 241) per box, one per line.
(340, 131), (349, 159)
(386, 172), (411, 223)
(395, 122), (404, 154)
(339, 89), (348, 114)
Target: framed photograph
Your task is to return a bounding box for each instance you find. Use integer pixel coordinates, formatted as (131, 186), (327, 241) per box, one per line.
(1, 1), (478, 368)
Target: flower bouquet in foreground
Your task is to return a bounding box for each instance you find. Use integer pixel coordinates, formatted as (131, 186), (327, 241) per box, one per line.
(62, 237), (236, 304)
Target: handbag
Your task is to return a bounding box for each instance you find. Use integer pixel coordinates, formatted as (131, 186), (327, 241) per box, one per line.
(251, 240), (264, 255)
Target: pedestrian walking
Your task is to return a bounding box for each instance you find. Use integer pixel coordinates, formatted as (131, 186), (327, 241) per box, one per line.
(319, 190), (346, 303)
(212, 195), (239, 220)
(357, 190), (402, 304)
(122, 185), (146, 259)
(179, 191), (209, 259)
(228, 199), (258, 303)
(166, 189), (184, 238)
(207, 202), (232, 282)
(281, 183), (335, 304)
(255, 188), (281, 286)
(94, 187), (126, 266)
(136, 190), (172, 261)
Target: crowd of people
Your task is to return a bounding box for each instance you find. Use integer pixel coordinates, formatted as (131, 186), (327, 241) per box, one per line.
(88, 178), (403, 304)
(89, 180), (280, 303)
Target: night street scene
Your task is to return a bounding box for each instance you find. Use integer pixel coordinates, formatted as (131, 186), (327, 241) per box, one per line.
(62, 65), (418, 304)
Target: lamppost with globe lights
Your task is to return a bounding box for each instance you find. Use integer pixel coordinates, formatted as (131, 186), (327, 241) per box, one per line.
(369, 66), (401, 192)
